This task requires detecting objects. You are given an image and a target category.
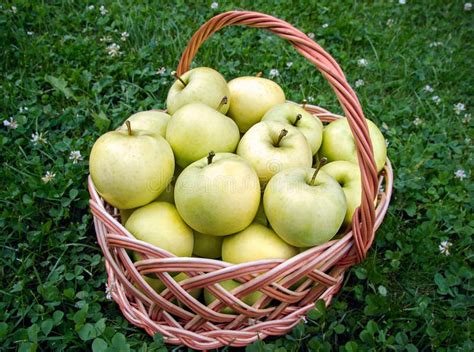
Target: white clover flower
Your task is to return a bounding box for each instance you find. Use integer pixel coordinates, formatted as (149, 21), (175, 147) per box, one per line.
(454, 169), (467, 180)
(355, 79), (365, 87)
(41, 171), (56, 184)
(100, 5), (108, 15)
(3, 117), (18, 129)
(423, 85), (434, 93)
(386, 18), (394, 27)
(27, 31), (34, 36)
(439, 240), (452, 256)
(269, 68), (280, 79)
(286, 61), (293, 69)
(432, 95), (441, 104)
(358, 58), (368, 67)
(307, 96), (315, 103)
(307, 32), (315, 39)
(465, 137), (471, 144)
(465, 3), (472, 11)
(429, 41), (443, 48)
(19, 106), (28, 113)
(106, 43), (121, 57)
(399, 0), (406, 4)
(31, 132), (47, 145)
(87, 5), (95, 10)
(413, 117), (422, 126)
(11, 6), (17, 14)
(322, 23), (329, 28)
(105, 283), (113, 300)
(157, 67), (166, 75)
(100, 35), (112, 43)
(120, 31), (129, 41)
(462, 113), (471, 123)
(453, 103), (466, 115)
(211, 2), (219, 9)
(69, 150), (83, 164)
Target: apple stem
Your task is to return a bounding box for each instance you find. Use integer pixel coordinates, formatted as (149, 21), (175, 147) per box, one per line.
(294, 114), (303, 125)
(302, 99), (307, 109)
(276, 129), (288, 146)
(217, 96), (228, 110)
(207, 151), (215, 165)
(311, 157), (328, 185)
(125, 120), (132, 136)
(172, 71), (187, 87)
(256, 71), (263, 77)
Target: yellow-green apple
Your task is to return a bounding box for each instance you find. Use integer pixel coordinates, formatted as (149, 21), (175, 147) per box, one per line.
(263, 164), (347, 247)
(262, 102), (323, 155)
(125, 201), (193, 256)
(254, 197), (268, 226)
(166, 103), (240, 168)
(204, 279), (262, 313)
(166, 67), (230, 114)
(320, 118), (387, 172)
(119, 110), (170, 138)
(90, 121), (174, 209)
(321, 161), (361, 226)
(193, 232), (223, 259)
(227, 76), (285, 132)
(236, 121), (312, 184)
(175, 152), (260, 236)
(222, 223), (298, 264)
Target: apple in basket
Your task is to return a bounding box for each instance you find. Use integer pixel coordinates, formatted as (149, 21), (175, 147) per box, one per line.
(227, 75), (286, 132)
(193, 231), (223, 259)
(89, 121), (174, 209)
(263, 159), (347, 247)
(262, 102), (324, 155)
(166, 67), (230, 114)
(118, 110), (170, 139)
(165, 101), (240, 168)
(237, 120), (312, 185)
(320, 117), (387, 172)
(174, 152), (260, 236)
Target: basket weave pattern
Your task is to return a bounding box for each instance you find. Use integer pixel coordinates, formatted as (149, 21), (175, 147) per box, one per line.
(88, 11), (393, 350)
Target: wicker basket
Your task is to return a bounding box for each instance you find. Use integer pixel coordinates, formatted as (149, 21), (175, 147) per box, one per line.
(88, 10), (393, 350)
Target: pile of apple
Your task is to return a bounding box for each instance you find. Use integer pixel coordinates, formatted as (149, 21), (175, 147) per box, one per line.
(90, 67), (387, 304)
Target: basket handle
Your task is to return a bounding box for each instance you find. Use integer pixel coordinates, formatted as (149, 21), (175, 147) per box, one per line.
(176, 10), (378, 263)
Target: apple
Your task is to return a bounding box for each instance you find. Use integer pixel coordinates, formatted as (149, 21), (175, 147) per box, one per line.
(166, 103), (240, 168)
(262, 102), (323, 155)
(119, 110), (170, 139)
(203, 279), (262, 313)
(236, 121), (312, 184)
(254, 197), (268, 226)
(125, 201), (194, 257)
(90, 121), (174, 209)
(320, 118), (387, 172)
(227, 76), (286, 132)
(174, 152), (260, 236)
(166, 67), (230, 114)
(222, 223), (298, 264)
(321, 161), (362, 226)
(193, 232), (223, 259)
(263, 162), (347, 247)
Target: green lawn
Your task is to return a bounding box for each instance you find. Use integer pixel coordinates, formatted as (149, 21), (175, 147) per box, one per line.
(1, 1), (472, 351)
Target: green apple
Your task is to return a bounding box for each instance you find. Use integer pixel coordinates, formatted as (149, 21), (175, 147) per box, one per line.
(156, 182), (174, 204)
(193, 232), (223, 259)
(320, 118), (387, 172)
(263, 166), (347, 247)
(227, 76), (286, 132)
(236, 121), (312, 184)
(166, 103), (240, 168)
(120, 208), (134, 225)
(262, 102), (323, 155)
(203, 279), (262, 313)
(119, 110), (170, 138)
(125, 202), (193, 256)
(90, 122), (174, 209)
(166, 67), (230, 114)
(222, 223), (298, 264)
(321, 161), (361, 226)
(175, 152), (260, 236)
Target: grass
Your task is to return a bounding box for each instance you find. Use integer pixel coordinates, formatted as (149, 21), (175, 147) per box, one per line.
(0, 0), (472, 351)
